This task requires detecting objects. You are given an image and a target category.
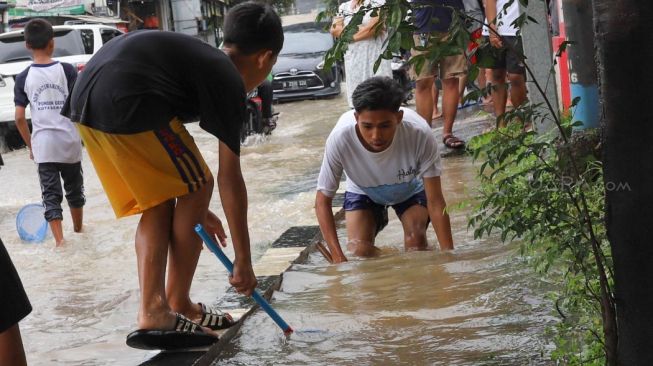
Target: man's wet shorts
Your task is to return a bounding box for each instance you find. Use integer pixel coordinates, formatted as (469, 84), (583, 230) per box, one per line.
(476, 36), (526, 75)
(343, 191), (428, 234)
(76, 118), (211, 218)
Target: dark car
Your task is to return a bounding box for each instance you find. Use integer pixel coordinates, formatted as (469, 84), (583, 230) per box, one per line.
(272, 22), (342, 102)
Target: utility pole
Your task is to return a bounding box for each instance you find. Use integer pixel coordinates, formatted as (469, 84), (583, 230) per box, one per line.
(594, 0), (653, 364)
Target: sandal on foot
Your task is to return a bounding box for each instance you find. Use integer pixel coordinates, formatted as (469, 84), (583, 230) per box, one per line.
(198, 303), (236, 330)
(126, 313), (218, 351)
(442, 134), (465, 149)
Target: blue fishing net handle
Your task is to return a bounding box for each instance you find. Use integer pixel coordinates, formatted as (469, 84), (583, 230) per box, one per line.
(194, 224), (293, 334)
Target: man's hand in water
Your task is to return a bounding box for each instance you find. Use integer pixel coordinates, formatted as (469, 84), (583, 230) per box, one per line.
(205, 210), (228, 247)
(231, 259), (257, 296)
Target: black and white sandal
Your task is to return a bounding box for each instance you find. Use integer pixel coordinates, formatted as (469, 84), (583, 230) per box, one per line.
(126, 313), (218, 351)
(198, 302), (236, 330)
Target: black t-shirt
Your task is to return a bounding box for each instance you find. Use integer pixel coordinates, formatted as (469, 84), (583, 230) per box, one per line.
(62, 30), (245, 155)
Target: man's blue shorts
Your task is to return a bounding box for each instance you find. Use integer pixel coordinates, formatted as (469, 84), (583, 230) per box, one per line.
(343, 191), (428, 235)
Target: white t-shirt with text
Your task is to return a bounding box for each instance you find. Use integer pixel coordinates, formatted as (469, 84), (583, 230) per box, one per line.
(14, 62), (82, 164)
(317, 107), (442, 206)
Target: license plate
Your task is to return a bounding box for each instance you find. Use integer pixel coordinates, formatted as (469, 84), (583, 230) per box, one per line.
(282, 79), (307, 90)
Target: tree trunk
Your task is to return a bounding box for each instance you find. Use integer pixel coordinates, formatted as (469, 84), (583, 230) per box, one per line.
(594, 0), (653, 364)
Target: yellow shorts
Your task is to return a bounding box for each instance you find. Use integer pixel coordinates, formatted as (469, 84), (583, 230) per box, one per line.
(77, 119), (212, 218)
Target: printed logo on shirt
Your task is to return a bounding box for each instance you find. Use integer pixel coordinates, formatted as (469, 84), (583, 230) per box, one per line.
(397, 163), (421, 182)
(32, 83), (67, 111)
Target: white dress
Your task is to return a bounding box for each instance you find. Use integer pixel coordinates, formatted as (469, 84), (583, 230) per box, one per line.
(339, 0), (393, 107)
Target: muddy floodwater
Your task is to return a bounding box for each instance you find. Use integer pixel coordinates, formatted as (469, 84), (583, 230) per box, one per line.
(0, 92), (556, 365)
(214, 156), (556, 366)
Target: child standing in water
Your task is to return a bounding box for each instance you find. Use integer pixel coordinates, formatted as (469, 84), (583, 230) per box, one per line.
(14, 18), (84, 246)
(62, 3), (284, 350)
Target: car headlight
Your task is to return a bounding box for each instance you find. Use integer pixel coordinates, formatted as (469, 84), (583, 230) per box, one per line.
(317, 60), (325, 70)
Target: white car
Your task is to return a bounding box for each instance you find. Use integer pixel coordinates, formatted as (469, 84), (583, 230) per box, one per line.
(0, 24), (123, 144)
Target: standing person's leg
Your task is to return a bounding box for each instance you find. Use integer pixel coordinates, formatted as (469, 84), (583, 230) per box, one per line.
(440, 52), (467, 148)
(491, 68), (508, 126)
(135, 197), (218, 336)
(415, 77), (436, 125)
(166, 179), (213, 321)
(431, 81), (441, 120)
(37, 163), (65, 246)
(77, 120), (219, 343)
(135, 200), (178, 330)
(0, 237), (31, 366)
(60, 162), (85, 233)
(508, 73), (526, 107)
(505, 36), (527, 110)
(441, 77), (460, 136)
(479, 68), (494, 104)
(412, 34), (438, 126)
(458, 75), (468, 105)
(483, 68), (494, 104)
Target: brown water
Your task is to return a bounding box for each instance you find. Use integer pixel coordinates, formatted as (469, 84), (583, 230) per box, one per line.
(214, 122), (558, 365)
(0, 91), (556, 365)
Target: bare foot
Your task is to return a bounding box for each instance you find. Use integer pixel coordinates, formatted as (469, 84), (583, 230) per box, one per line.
(138, 309), (178, 330)
(431, 110), (443, 120)
(173, 302), (203, 324)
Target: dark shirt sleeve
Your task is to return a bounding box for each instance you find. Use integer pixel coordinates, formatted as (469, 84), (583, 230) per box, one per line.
(61, 62), (78, 94)
(195, 51), (246, 156)
(13, 68), (29, 108)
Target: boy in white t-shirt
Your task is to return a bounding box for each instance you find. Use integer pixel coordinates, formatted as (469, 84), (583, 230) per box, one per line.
(315, 77), (454, 263)
(14, 19), (84, 246)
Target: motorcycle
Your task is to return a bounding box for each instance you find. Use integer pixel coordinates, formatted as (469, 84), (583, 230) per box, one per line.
(241, 88), (278, 143)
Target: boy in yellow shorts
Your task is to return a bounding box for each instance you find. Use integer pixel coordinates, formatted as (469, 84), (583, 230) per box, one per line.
(62, 2), (283, 350)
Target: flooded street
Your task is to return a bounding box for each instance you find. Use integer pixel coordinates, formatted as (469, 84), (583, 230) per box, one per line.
(0, 91), (556, 365)
(215, 157), (557, 365)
